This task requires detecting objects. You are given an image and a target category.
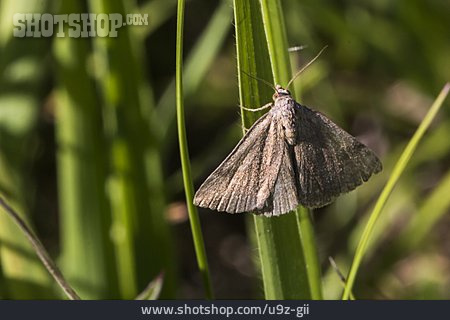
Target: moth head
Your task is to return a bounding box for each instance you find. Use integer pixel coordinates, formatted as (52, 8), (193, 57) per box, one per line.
(273, 84), (291, 100)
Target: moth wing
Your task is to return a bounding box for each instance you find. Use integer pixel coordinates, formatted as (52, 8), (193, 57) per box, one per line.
(194, 110), (286, 213)
(294, 104), (382, 208)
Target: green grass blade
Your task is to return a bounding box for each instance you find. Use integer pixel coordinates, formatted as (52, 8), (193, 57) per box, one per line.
(234, 0), (310, 299)
(54, 0), (119, 298)
(297, 208), (323, 299)
(0, 195), (80, 299)
(342, 83), (450, 300)
(260, 0), (323, 300)
(89, 0), (175, 299)
(364, 167), (450, 280)
(259, 0), (291, 85)
(176, 0), (214, 299)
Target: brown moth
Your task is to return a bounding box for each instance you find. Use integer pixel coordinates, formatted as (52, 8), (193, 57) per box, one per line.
(193, 84), (382, 217)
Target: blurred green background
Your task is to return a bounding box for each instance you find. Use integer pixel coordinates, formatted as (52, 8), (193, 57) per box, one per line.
(0, 0), (448, 299)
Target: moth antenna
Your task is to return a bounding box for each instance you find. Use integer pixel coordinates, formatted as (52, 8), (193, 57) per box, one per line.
(240, 70), (276, 91)
(286, 45), (328, 90)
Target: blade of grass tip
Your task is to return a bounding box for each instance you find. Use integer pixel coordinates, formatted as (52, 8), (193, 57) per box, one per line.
(342, 83), (450, 300)
(260, 0), (323, 299)
(135, 272), (165, 300)
(176, 0), (214, 299)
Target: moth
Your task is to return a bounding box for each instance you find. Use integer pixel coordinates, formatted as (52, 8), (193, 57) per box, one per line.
(194, 54), (382, 216)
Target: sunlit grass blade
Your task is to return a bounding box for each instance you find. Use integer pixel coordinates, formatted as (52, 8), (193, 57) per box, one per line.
(176, 0), (214, 299)
(297, 208), (323, 299)
(260, 0), (323, 299)
(54, 0), (120, 300)
(259, 0), (291, 85)
(234, 0), (311, 299)
(364, 167), (450, 278)
(342, 83), (450, 300)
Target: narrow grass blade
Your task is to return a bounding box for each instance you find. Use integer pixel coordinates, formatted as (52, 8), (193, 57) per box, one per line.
(234, 0), (311, 299)
(54, 0), (120, 299)
(364, 168), (450, 279)
(342, 83), (450, 300)
(297, 208), (323, 299)
(259, 0), (291, 85)
(176, 0), (214, 299)
(0, 195), (80, 300)
(260, 0), (323, 299)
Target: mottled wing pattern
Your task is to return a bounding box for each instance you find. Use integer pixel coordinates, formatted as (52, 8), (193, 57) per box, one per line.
(194, 110), (288, 213)
(294, 104), (382, 208)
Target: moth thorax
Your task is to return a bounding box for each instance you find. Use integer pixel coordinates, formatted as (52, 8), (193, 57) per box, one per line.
(273, 85), (291, 100)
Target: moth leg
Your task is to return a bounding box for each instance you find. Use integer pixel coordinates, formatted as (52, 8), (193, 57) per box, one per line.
(239, 102), (272, 112)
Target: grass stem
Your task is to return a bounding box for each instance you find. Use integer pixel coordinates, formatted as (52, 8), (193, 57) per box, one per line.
(176, 0), (214, 299)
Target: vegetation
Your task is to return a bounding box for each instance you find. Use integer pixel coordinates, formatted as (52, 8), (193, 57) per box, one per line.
(0, 0), (448, 299)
